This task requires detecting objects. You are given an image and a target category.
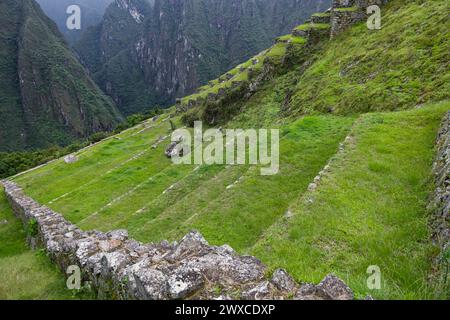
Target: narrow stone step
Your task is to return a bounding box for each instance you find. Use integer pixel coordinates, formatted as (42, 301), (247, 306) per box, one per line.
(332, 0), (355, 9)
(311, 13), (331, 24)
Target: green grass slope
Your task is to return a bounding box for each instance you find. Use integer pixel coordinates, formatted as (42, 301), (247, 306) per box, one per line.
(252, 101), (450, 299)
(12, 113), (355, 251)
(0, 187), (89, 299)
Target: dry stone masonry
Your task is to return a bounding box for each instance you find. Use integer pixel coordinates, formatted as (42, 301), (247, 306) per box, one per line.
(3, 109), (448, 300)
(1, 180), (353, 300)
(430, 111), (450, 283)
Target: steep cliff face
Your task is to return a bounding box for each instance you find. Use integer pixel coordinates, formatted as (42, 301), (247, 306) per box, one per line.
(36, 0), (114, 44)
(0, 0), (123, 152)
(76, 0), (330, 115)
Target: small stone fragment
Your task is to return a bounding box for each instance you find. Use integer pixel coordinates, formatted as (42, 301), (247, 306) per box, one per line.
(64, 155), (78, 164)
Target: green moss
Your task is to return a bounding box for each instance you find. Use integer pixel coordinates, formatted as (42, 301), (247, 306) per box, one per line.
(334, 6), (359, 12)
(277, 34), (307, 45)
(295, 23), (331, 31)
(266, 43), (288, 58)
(26, 219), (38, 238)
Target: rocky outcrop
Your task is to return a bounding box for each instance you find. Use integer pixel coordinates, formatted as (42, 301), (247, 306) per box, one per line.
(430, 111), (450, 285)
(1, 180), (353, 300)
(165, 140), (185, 159)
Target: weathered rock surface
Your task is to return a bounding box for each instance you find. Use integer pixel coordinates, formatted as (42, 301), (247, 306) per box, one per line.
(330, 0), (389, 38)
(430, 111), (450, 284)
(165, 139), (187, 159)
(2, 180), (354, 300)
(296, 274), (353, 300)
(165, 141), (180, 158)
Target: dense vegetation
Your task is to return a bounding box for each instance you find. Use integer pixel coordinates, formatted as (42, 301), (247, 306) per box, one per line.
(0, 0), (122, 152)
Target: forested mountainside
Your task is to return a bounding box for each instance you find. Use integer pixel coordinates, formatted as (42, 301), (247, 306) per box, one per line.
(36, 0), (113, 45)
(75, 0), (331, 115)
(0, 0), (122, 152)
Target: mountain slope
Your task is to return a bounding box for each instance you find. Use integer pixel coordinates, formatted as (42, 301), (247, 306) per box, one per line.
(75, 0), (331, 115)
(0, 0), (123, 152)
(288, 0), (450, 114)
(36, 0), (113, 44)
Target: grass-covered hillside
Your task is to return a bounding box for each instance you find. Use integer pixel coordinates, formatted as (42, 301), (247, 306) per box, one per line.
(252, 101), (450, 299)
(1, 0), (448, 299)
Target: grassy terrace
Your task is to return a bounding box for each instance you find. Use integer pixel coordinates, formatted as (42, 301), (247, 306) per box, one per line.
(312, 13), (331, 17)
(277, 34), (307, 45)
(129, 116), (355, 248)
(252, 101), (450, 299)
(291, 0), (449, 114)
(333, 6), (359, 12)
(294, 23), (331, 32)
(7, 101), (448, 300)
(12, 114), (355, 250)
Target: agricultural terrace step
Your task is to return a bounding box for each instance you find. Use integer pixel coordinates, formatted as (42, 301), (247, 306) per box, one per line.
(1, 180), (354, 300)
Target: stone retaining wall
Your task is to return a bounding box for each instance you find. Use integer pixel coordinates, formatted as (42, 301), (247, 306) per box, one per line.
(330, 7), (366, 38)
(430, 111), (450, 287)
(1, 180), (353, 300)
